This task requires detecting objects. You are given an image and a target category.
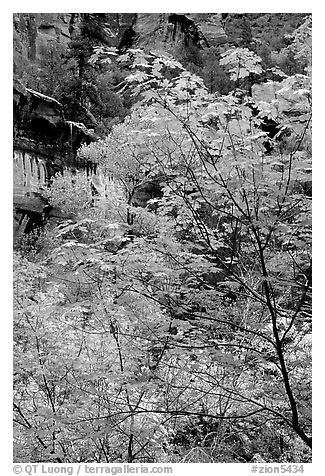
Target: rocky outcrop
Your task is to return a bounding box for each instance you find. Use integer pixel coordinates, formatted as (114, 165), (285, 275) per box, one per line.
(185, 14), (228, 46)
(252, 76), (310, 117)
(13, 13), (79, 66)
(13, 81), (99, 237)
(130, 13), (227, 52)
(13, 149), (48, 212)
(14, 81), (98, 156)
(13, 146), (67, 238)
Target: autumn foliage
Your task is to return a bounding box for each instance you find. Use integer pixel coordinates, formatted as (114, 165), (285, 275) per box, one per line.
(14, 16), (312, 463)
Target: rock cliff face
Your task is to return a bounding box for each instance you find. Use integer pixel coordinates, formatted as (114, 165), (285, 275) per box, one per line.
(131, 13), (227, 51)
(13, 13), (227, 69)
(13, 13), (308, 72)
(13, 14), (79, 69)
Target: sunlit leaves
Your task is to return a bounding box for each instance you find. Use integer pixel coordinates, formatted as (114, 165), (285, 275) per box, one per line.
(14, 31), (312, 462)
(89, 46), (118, 65)
(220, 47), (263, 81)
(43, 172), (93, 216)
